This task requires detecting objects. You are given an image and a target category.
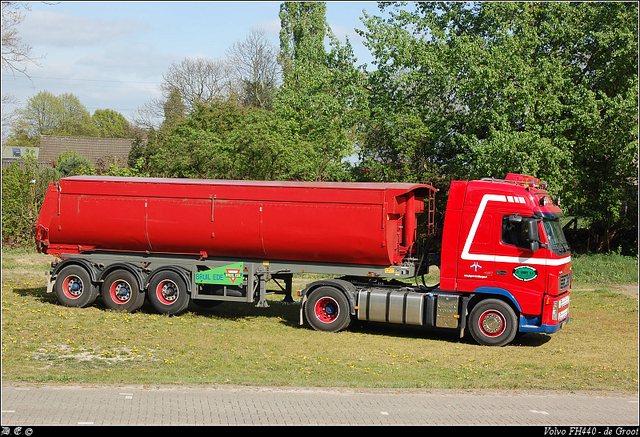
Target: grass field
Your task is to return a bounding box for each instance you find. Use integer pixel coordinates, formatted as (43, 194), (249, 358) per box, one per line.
(1, 249), (637, 391)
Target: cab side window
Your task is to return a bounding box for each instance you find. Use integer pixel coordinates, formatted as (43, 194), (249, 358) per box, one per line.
(501, 216), (530, 248)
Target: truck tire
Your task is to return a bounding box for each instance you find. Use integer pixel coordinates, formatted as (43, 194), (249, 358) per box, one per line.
(468, 298), (518, 346)
(54, 265), (98, 308)
(101, 270), (145, 312)
(147, 271), (190, 315)
(305, 286), (352, 333)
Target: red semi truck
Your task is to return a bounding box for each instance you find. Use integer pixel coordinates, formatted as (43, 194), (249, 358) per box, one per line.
(35, 173), (571, 346)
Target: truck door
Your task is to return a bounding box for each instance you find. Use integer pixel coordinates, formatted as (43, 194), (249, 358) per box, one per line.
(494, 213), (547, 316)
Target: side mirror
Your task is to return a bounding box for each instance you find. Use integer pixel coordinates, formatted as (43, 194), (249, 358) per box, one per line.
(525, 218), (541, 252)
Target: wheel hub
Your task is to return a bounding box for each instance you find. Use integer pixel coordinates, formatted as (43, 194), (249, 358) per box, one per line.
(479, 311), (505, 336)
(112, 281), (131, 303)
(160, 282), (178, 302)
(315, 297), (339, 323)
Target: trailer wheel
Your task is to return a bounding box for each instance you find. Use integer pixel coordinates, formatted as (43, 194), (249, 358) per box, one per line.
(147, 271), (190, 315)
(101, 270), (145, 312)
(305, 286), (351, 332)
(54, 265), (98, 308)
(468, 298), (518, 346)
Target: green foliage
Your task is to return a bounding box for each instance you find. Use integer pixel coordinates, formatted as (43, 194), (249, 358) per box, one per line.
(1, 153), (60, 247)
(91, 109), (130, 138)
(357, 1), (638, 253)
(160, 88), (187, 135)
(5, 91), (132, 148)
(571, 253), (639, 285)
(146, 101), (316, 181)
(55, 150), (95, 177)
(278, 2), (329, 79)
(6, 91), (98, 147)
(275, 1), (369, 181)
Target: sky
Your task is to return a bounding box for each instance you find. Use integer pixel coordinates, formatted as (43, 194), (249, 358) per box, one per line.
(1, 1), (383, 136)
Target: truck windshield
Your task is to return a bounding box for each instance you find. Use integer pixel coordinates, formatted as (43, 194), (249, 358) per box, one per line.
(542, 218), (570, 256)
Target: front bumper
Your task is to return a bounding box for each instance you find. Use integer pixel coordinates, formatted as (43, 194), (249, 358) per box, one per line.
(519, 316), (569, 334)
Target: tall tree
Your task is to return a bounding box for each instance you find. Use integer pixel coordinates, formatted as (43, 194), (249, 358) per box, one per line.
(160, 88), (187, 133)
(278, 2), (328, 80)
(358, 2), (637, 252)
(275, 1), (369, 181)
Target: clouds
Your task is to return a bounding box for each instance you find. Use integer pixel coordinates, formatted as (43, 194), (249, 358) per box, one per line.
(252, 19), (281, 37)
(21, 11), (153, 47)
(4, 9), (172, 119)
(1, 2), (377, 129)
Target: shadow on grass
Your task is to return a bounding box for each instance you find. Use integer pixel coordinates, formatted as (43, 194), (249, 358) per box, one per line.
(348, 318), (552, 347)
(10, 285), (552, 347)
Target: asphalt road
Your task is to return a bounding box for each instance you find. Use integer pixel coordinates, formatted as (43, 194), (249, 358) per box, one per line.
(1, 383), (638, 426)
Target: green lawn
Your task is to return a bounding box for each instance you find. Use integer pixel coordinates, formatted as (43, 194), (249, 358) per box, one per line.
(1, 249), (637, 390)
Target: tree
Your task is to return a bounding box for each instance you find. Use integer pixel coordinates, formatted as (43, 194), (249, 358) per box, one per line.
(1, 2), (42, 77)
(357, 2), (638, 252)
(146, 101), (315, 181)
(159, 57), (231, 111)
(2, 151), (59, 247)
(55, 149), (95, 177)
(159, 88), (187, 133)
(227, 28), (281, 109)
(7, 91), (99, 146)
(275, 1), (369, 181)
(278, 2), (329, 80)
(91, 108), (130, 138)
(132, 56), (233, 130)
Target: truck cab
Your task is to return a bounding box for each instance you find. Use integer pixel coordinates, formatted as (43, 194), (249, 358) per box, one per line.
(440, 174), (571, 344)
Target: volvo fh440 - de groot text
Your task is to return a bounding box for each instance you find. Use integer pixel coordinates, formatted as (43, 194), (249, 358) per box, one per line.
(35, 173), (571, 346)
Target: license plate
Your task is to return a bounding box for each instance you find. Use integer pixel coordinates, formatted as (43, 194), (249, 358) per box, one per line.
(558, 307), (569, 321)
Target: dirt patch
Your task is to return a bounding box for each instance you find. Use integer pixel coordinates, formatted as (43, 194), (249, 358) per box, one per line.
(615, 284), (639, 298)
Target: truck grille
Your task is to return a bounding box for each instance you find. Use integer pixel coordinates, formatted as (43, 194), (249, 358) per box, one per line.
(559, 272), (571, 291)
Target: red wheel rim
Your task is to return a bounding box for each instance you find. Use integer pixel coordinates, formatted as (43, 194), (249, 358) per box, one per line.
(110, 280), (132, 303)
(314, 297), (339, 323)
(156, 280), (178, 305)
(62, 275), (83, 300)
(478, 310), (506, 337)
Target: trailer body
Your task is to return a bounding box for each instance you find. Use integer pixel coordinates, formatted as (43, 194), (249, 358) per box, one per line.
(36, 174), (571, 346)
(36, 176), (433, 266)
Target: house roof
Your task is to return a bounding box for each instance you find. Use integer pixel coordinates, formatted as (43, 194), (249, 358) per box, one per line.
(39, 135), (134, 165)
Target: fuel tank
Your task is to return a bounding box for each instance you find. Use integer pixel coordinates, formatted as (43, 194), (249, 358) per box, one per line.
(35, 176), (435, 266)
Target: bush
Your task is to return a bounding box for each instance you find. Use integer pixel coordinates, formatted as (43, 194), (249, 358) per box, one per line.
(2, 154), (60, 248)
(56, 149), (95, 177)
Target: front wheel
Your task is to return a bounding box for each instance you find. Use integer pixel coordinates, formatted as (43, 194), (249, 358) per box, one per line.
(468, 298), (518, 346)
(304, 286), (352, 332)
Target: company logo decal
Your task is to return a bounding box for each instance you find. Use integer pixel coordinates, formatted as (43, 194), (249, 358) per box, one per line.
(225, 268), (242, 284)
(513, 265), (538, 282)
(195, 262), (244, 285)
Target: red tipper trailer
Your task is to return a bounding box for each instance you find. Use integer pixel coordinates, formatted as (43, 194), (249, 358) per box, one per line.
(36, 174), (571, 346)
(36, 176), (434, 266)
